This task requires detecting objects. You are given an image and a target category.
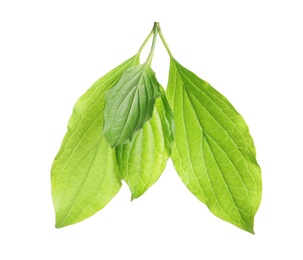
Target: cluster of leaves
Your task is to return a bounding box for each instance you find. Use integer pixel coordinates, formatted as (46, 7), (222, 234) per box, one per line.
(51, 22), (262, 233)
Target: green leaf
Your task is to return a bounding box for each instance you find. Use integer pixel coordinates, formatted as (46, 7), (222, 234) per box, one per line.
(116, 88), (174, 200)
(51, 55), (139, 228)
(103, 63), (161, 147)
(166, 58), (262, 233)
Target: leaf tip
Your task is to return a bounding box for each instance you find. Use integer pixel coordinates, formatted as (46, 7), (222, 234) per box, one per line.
(239, 220), (255, 234)
(130, 194), (139, 202)
(55, 221), (64, 229)
(246, 225), (255, 235)
(130, 188), (147, 201)
(54, 215), (71, 229)
(103, 131), (120, 148)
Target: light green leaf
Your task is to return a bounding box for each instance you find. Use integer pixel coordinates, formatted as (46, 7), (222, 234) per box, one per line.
(51, 55), (139, 228)
(166, 58), (262, 233)
(103, 63), (161, 147)
(116, 88), (174, 200)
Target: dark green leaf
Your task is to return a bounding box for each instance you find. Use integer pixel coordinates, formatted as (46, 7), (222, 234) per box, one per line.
(103, 64), (161, 147)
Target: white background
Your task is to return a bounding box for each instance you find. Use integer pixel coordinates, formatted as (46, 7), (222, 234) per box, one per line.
(1, 0), (302, 259)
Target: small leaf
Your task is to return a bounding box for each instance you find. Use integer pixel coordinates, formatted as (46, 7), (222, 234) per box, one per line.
(116, 88), (174, 200)
(51, 55), (139, 228)
(103, 63), (161, 147)
(166, 58), (262, 233)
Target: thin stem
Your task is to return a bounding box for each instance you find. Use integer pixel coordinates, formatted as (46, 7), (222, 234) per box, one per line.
(158, 28), (174, 58)
(145, 23), (159, 66)
(137, 29), (153, 55)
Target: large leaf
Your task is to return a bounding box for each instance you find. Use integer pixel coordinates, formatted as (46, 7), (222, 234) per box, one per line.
(103, 63), (161, 147)
(116, 88), (174, 200)
(51, 55), (139, 228)
(166, 58), (262, 233)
